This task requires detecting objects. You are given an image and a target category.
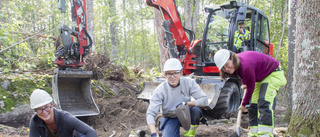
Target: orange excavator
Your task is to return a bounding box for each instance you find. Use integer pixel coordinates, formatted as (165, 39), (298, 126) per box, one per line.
(52, 0), (99, 117)
(138, 1), (273, 118)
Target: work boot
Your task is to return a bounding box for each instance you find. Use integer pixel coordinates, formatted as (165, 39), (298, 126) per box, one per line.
(183, 125), (198, 137)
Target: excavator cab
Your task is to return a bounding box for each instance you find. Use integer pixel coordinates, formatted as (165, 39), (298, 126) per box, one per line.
(202, 1), (273, 66)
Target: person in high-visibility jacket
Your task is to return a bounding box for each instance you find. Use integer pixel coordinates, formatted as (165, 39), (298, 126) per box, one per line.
(234, 21), (250, 52)
(214, 49), (287, 137)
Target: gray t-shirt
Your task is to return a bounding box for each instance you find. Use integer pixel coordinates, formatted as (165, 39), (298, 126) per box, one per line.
(146, 77), (208, 125)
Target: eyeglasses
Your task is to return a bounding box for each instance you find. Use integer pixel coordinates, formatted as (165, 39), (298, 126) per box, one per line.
(165, 71), (180, 78)
(34, 105), (52, 114)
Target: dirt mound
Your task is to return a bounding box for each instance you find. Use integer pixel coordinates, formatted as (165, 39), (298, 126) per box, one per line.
(86, 95), (149, 136)
(84, 54), (125, 81)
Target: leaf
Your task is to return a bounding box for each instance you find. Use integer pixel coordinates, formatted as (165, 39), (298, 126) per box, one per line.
(4, 68), (9, 73)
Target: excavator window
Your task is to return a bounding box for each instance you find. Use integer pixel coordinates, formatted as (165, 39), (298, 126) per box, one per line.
(255, 14), (270, 54)
(204, 14), (229, 63)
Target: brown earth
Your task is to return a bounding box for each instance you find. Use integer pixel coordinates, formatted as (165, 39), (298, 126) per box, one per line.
(0, 54), (289, 137)
(0, 93), (289, 137)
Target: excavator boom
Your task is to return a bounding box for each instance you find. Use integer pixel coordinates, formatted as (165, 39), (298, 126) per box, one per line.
(52, 0), (99, 117)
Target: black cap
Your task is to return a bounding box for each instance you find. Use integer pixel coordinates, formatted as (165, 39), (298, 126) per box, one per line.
(238, 20), (244, 24)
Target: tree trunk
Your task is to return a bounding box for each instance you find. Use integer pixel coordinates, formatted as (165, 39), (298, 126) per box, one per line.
(183, 0), (192, 30)
(288, 0), (320, 136)
(122, 0), (127, 63)
(275, 0), (288, 59)
(183, 0), (200, 32)
(154, 9), (168, 73)
(284, 0), (296, 122)
(109, 0), (119, 59)
(87, 0), (95, 53)
(192, 0), (200, 35)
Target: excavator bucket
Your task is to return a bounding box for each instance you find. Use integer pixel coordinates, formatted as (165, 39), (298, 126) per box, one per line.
(52, 68), (100, 117)
(137, 79), (221, 109)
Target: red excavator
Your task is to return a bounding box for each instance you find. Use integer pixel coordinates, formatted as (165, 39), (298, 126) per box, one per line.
(138, 1), (273, 118)
(52, 0), (99, 117)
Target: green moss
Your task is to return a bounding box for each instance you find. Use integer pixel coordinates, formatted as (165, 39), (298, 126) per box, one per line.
(0, 75), (52, 113)
(282, 109), (292, 123)
(287, 114), (320, 136)
(140, 82), (144, 90)
(91, 80), (115, 99)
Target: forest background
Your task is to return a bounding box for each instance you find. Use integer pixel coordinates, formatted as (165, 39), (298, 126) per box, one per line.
(0, 0), (289, 73)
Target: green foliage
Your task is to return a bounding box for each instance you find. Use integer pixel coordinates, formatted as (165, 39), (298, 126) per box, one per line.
(0, 75), (52, 113)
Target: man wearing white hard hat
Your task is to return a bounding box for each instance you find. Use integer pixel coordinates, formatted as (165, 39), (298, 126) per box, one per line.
(213, 49), (286, 137)
(146, 58), (208, 137)
(29, 89), (97, 137)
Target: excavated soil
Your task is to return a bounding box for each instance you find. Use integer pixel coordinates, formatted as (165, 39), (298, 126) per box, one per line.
(0, 54), (289, 137)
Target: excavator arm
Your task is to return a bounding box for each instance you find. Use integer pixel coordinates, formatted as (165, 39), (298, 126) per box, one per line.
(52, 0), (99, 117)
(146, 0), (198, 74)
(55, 0), (92, 68)
(147, 0), (191, 53)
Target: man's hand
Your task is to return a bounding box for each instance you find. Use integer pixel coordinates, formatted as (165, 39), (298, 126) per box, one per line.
(241, 85), (247, 92)
(151, 132), (158, 137)
(239, 28), (244, 33)
(238, 105), (246, 111)
(176, 102), (188, 108)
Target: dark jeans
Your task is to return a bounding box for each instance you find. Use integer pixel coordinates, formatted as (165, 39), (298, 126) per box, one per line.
(160, 106), (202, 137)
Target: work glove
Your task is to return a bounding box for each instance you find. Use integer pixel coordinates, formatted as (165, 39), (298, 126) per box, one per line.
(176, 102), (188, 108)
(200, 117), (208, 126)
(151, 132), (158, 137)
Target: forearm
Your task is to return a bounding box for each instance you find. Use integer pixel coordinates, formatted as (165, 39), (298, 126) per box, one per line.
(148, 123), (157, 133)
(187, 101), (195, 106)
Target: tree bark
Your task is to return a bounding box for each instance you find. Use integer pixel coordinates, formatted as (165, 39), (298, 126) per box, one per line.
(183, 0), (200, 32)
(182, 0), (192, 30)
(154, 9), (168, 73)
(288, 0), (320, 136)
(192, 0), (200, 34)
(275, 0), (288, 59)
(284, 0), (296, 122)
(87, 0), (95, 52)
(109, 0), (119, 59)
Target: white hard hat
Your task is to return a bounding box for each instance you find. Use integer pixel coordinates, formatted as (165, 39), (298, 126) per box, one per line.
(163, 58), (182, 72)
(30, 89), (53, 109)
(214, 49), (231, 70)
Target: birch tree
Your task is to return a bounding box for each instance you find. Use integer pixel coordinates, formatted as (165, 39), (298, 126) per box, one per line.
(284, 0), (296, 121)
(287, 0), (320, 136)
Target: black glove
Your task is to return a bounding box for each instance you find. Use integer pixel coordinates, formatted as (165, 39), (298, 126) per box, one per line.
(175, 101), (188, 108)
(151, 132), (158, 137)
(200, 117), (208, 126)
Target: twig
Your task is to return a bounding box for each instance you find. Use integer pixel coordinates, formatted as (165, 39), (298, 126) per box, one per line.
(121, 123), (129, 130)
(109, 131), (116, 137)
(92, 82), (112, 95)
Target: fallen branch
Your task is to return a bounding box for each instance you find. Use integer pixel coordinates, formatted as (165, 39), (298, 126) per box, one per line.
(0, 28), (45, 53)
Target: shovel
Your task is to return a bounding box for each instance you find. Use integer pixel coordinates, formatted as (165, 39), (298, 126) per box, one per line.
(229, 110), (242, 137)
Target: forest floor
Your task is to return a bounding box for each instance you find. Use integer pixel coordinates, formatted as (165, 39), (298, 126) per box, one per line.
(0, 54), (289, 137)
(0, 88), (290, 137)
